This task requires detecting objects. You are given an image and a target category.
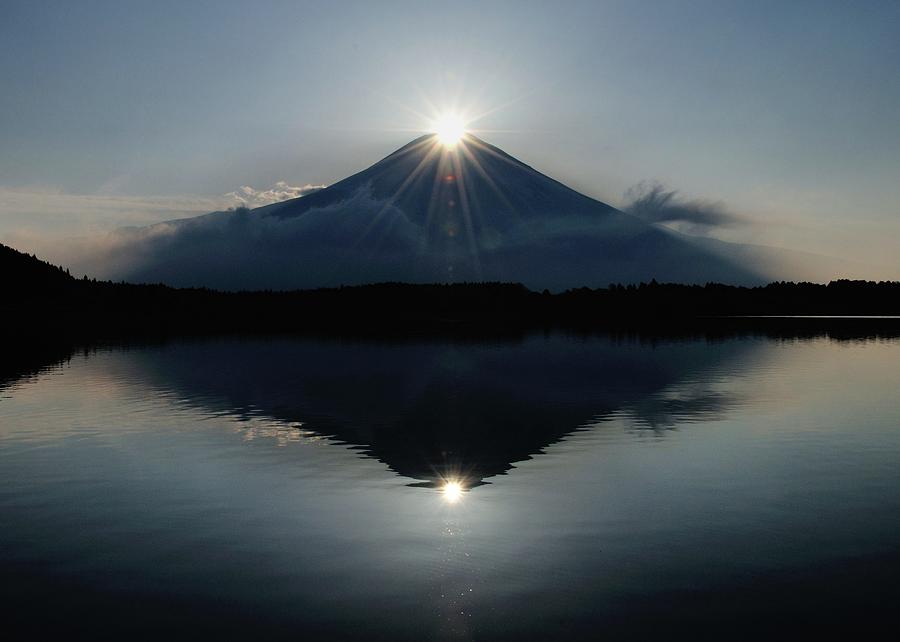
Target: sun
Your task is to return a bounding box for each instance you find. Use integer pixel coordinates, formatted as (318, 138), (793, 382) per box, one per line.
(442, 480), (464, 503)
(432, 113), (467, 148)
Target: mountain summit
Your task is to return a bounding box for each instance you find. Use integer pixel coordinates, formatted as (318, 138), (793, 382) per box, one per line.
(109, 134), (761, 290)
(259, 133), (621, 229)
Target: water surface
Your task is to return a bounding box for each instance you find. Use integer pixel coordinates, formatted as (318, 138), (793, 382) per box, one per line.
(2, 333), (900, 639)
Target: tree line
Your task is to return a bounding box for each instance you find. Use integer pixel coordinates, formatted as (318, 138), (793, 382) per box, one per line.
(3, 242), (900, 340)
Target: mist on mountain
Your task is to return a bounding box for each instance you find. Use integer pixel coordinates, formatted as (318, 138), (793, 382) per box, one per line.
(64, 134), (774, 291)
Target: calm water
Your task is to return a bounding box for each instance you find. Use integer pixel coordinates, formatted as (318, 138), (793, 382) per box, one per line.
(2, 333), (900, 639)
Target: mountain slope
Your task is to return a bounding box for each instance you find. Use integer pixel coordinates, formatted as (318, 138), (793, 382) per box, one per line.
(258, 134), (619, 226)
(1, 242), (74, 298)
(99, 134), (765, 290)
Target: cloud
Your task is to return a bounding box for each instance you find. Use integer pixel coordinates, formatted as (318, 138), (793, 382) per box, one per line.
(61, 184), (422, 290)
(623, 181), (745, 233)
(224, 182), (326, 208)
(0, 187), (226, 262)
(5, 182), (765, 292)
(0, 186), (223, 231)
(0, 181), (326, 258)
(48, 177), (765, 292)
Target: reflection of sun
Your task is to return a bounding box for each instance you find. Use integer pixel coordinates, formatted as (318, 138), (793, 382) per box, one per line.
(442, 480), (464, 503)
(432, 113), (466, 147)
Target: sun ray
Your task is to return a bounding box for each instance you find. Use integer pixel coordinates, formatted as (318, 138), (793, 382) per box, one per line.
(350, 139), (442, 250)
(466, 90), (539, 125)
(448, 149), (483, 278)
(464, 137), (541, 190)
(458, 142), (519, 218)
(421, 143), (455, 251)
(375, 89), (440, 128)
(322, 138), (441, 284)
(311, 85), (544, 283)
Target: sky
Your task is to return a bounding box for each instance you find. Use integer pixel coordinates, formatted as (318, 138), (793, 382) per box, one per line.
(2, 0), (899, 275)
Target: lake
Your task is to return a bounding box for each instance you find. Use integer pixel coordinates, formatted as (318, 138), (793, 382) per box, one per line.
(2, 331), (900, 639)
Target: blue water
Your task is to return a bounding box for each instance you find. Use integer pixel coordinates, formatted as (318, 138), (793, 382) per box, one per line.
(2, 333), (900, 639)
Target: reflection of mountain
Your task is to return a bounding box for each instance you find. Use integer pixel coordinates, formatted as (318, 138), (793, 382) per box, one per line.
(0, 344), (74, 392)
(118, 335), (756, 488)
(100, 135), (762, 290)
(7, 328), (898, 489)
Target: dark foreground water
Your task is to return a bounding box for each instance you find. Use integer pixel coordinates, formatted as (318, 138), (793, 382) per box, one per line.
(2, 332), (900, 640)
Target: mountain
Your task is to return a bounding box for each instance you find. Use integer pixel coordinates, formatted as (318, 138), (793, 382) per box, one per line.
(112, 336), (753, 488)
(96, 134), (765, 290)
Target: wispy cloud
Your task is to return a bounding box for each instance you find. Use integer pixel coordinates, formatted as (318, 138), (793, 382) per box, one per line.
(0, 181), (325, 255)
(0, 187), (221, 230)
(624, 181), (745, 234)
(224, 182), (326, 208)
(60, 184), (419, 289)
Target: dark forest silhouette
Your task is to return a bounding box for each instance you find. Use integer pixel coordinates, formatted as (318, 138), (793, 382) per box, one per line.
(3, 241), (900, 341)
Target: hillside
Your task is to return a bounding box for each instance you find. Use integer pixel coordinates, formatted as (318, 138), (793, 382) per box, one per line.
(1, 242), (74, 299)
(80, 134), (763, 290)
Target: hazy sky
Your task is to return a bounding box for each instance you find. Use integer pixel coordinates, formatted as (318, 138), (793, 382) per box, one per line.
(2, 0), (899, 273)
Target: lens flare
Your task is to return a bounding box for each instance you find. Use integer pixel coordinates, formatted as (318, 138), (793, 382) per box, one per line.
(442, 480), (464, 503)
(433, 114), (466, 147)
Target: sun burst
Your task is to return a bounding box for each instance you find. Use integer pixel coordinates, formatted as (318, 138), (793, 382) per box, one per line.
(442, 480), (464, 503)
(432, 113), (467, 148)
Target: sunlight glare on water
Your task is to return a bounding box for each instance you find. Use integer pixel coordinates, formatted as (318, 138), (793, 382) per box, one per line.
(442, 480), (464, 503)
